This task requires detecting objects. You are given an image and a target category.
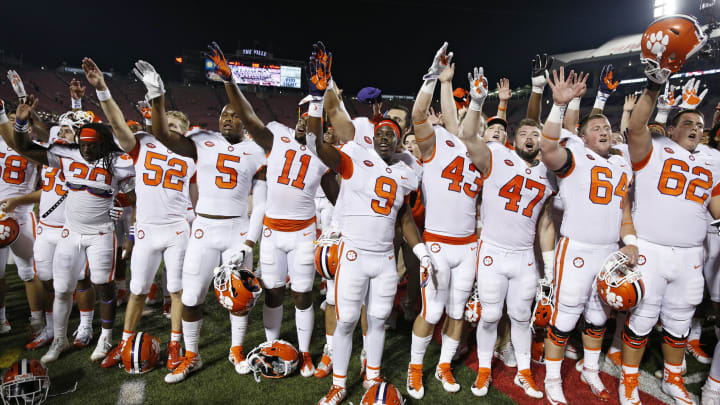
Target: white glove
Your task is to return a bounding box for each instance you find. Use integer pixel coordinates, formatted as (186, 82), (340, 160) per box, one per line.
(643, 59), (671, 85)
(655, 83), (680, 124)
(423, 42), (453, 81)
(467, 67), (488, 112)
(7, 70), (27, 101)
(413, 243), (436, 289)
(133, 60), (165, 101)
(678, 78), (708, 109)
(109, 206), (124, 221)
(226, 244), (253, 268)
(542, 250), (554, 283)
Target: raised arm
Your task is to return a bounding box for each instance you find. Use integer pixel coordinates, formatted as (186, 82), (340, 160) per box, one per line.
(527, 54), (552, 122)
(12, 96), (49, 166)
(496, 78), (511, 120)
(205, 42), (273, 152)
(626, 61), (671, 164)
(563, 71), (588, 134)
(82, 58), (136, 153)
(619, 199), (639, 265)
(0, 100), (12, 145)
(439, 62), (459, 134)
(133, 61), (197, 159)
(590, 64), (619, 116)
(540, 67), (582, 171)
(413, 43), (453, 160)
(620, 93), (638, 136)
(458, 67), (491, 176)
(537, 199), (556, 280)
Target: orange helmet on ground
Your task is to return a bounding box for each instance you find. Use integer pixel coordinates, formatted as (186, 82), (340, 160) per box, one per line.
(464, 283), (482, 324)
(641, 14), (707, 74)
(596, 251), (645, 311)
(532, 278), (554, 329)
(0, 213), (19, 248)
(247, 340), (300, 379)
(314, 232), (341, 280)
(213, 264), (262, 313)
(362, 381), (405, 405)
(1, 358), (50, 405)
(121, 332), (161, 374)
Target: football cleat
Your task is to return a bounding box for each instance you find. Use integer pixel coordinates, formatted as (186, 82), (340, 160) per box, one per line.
(545, 378), (568, 405)
(619, 372), (641, 405)
(228, 345), (250, 375)
(0, 319), (11, 334)
(91, 333), (113, 362)
(495, 342), (517, 368)
(470, 367), (491, 397)
(580, 366), (611, 401)
(72, 325), (93, 348)
(318, 384), (346, 405)
(514, 369), (543, 399)
(28, 318), (44, 342)
(435, 363), (460, 393)
(702, 382), (720, 405)
(167, 341), (183, 370)
(41, 336), (70, 363)
(164, 352), (203, 384)
(314, 344), (332, 378)
(406, 363), (424, 399)
(25, 328), (53, 350)
(101, 340), (125, 368)
(300, 351), (316, 377)
(662, 370), (695, 405)
(565, 344), (579, 360)
(686, 339), (711, 364)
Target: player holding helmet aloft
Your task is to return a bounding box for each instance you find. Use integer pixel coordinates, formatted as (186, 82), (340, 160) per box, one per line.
(538, 66), (637, 405)
(309, 43), (432, 405)
(207, 41), (339, 378)
(622, 15), (720, 405)
(133, 51), (267, 384)
(80, 57), (197, 372)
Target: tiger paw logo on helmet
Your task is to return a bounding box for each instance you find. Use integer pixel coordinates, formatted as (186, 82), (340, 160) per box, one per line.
(0, 214), (19, 248)
(603, 286), (625, 310)
(247, 340), (299, 380)
(213, 264), (262, 313)
(646, 30), (669, 58)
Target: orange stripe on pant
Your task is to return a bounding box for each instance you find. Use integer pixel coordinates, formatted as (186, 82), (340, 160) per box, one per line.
(30, 212), (37, 277)
(334, 242), (345, 321)
(109, 233), (117, 283)
(550, 237), (569, 326)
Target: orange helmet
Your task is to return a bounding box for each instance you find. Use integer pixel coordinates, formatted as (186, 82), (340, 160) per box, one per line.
(121, 332), (161, 374)
(532, 278), (555, 329)
(0, 213), (19, 248)
(641, 14), (707, 74)
(596, 251), (645, 311)
(362, 381), (405, 405)
(1, 358), (50, 405)
(464, 283), (482, 324)
(314, 233), (341, 280)
(213, 264), (262, 313)
(247, 339), (299, 379)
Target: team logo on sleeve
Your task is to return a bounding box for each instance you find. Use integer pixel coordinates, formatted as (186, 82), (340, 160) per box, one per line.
(586, 154), (595, 160)
(346, 250), (358, 261)
(385, 168), (392, 174)
(638, 255), (646, 266)
(430, 243), (441, 253)
(483, 256), (493, 266)
(281, 137), (291, 143)
(61, 229), (69, 238)
(194, 229), (204, 239)
(263, 228), (272, 237)
(664, 147), (674, 154)
(364, 160), (374, 167)
(147, 143), (156, 149)
(364, 136), (372, 144)
(446, 140), (455, 147)
(525, 168), (532, 175)
(504, 160), (514, 166)
(137, 230), (145, 239)
(204, 141), (215, 147)
(573, 257), (585, 268)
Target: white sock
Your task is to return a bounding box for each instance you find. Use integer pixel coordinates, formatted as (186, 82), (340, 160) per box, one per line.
(79, 310), (94, 329)
(583, 347), (601, 370)
(365, 315), (386, 374)
(623, 363), (639, 375)
(44, 311), (53, 336)
(476, 319), (499, 369)
(182, 319), (203, 355)
(121, 329), (134, 342)
(689, 318), (703, 341)
(100, 327), (112, 340)
(665, 361), (683, 375)
(295, 305), (314, 353)
(53, 294), (73, 339)
(510, 318), (532, 371)
(171, 330), (182, 342)
(332, 373), (347, 388)
(263, 304), (282, 342)
(230, 313), (248, 347)
(438, 334), (459, 365)
(545, 358), (563, 380)
(326, 334), (334, 352)
(30, 310), (43, 323)
(332, 320), (355, 388)
(410, 332), (432, 365)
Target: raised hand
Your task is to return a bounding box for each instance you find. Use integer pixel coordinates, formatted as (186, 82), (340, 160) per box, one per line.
(678, 78), (708, 109)
(6, 70), (27, 101)
(546, 67), (579, 106)
(424, 42), (453, 81)
(81, 58), (107, 90)
(204, 41), (233, 83)
(70, 78), (86, 100)
(467, 67), (488, 111)
(497, 78), (512, 102)
(132, 60), (165, 101)
(598, 64), (619, 95)
(623, 93), (638, 112)
(572, 71), (590, 98)
(428, 106), (443, 126)
(309, 41), (333, 93)
(137, 100), (152, 121)
(438, 63), (455, 83)
(15, 95), (38, 122)
(531, 53), (553, 93)
(657, 83), (680, 111)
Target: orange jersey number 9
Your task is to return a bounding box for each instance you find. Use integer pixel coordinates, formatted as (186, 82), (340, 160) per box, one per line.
(371, 176), (398, 215)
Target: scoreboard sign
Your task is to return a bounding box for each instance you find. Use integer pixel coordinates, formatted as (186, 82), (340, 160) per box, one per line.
(205, 59), (302, 89)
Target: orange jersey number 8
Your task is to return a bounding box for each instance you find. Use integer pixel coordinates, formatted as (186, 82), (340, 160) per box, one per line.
(143, 151), (188, 191)
(658, 158), (712, 205)
(371, 176), (398, 215)
(0, 152), (28, 185)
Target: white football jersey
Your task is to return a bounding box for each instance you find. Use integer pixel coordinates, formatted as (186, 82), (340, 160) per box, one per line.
(47, 145), (135, 234)
(129, 132), (196, 225)
(187, 128), (265, 217)
(421, 126), (482, 239)
(0, 139), (39, 214)
(697, 143), (720, 232)
(555, 137), (632, 245)
(265, 122), (328, 221)
(335, 142), (418, 251)
(480, 142), (554, 249)
(38, 166), (68, 227)
(633, 135), (720, 247)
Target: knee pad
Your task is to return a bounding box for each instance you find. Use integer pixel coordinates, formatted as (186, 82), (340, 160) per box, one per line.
(335, 319), (356, 336)
(507, 303), (532, 324)
(295, 241), (315, 267)
(662, 328), (689, 349)
(421, 289), (447, 325)
(547, 324), (570, 347)
(623, 324), (649, 349)
(582, 320), (607, 339)
(479, 301), (503, 325)
(129, 278), (152, 296)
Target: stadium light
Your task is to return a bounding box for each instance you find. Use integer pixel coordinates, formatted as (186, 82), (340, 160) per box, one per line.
(175, 57), (183, 64)
(654, 0), (676, 17)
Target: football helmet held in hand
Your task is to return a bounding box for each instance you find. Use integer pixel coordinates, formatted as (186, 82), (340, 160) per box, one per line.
(1, 359), (50, 405)
(314, 232), (341, 280)
(0, 213), (19, 248)
(596, 251), (645, 311)
(464, 283), (482, 324)
(213, 264), (262, 313)
(641, 14), (707, 75)
(532, 278), (555, 329)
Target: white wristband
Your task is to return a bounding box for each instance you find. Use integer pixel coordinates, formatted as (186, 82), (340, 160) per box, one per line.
(325, 79), (335, 92)
(308, 101), (323, 118)
(144, 118), (152, 126)
(71, 98), (82, 110)
(96, 88), (111, 102)
(476, 218), (482, 229)
(593, 92), (609, 111)
(547, 104), (567, 124)
(532, 85), (545, 94)
(469, 99), (484, 112)
(655, 110), (669, 124)
(568, 97), (581, 111)
(412, 243), (429, 260)
(420, 79), (437, 95)
(622, 234), (638, 247)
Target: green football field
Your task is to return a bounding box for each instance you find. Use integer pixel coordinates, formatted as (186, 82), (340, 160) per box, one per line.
(0, 262), (715, 404)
